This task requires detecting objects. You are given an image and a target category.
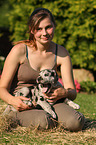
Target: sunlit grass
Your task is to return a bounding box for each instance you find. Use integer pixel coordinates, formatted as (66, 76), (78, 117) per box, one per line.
(75, 93), (96, 120)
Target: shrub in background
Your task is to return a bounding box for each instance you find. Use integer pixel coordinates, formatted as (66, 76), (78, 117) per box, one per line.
(74, 80), (81, 93)
(80, 81), (96, 94)
(0, 56), (5, 77)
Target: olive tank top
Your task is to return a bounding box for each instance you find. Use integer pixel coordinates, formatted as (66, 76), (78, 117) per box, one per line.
(10, 44), (58, 94)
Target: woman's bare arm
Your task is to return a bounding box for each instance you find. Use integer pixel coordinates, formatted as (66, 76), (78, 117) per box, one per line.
(0, 44), (31, 111)
(46, 45), (77, 103)
(58, 45), (77, 100)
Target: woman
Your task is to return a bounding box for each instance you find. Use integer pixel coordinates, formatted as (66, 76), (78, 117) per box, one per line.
(0, 8), (85, 131)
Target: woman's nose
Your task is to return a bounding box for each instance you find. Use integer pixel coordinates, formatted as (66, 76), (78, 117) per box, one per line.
(42, 29), (47, 35)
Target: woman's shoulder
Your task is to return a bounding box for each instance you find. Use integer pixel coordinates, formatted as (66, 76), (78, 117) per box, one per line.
(55, 43), (71, 65)
(56, 43), (69, 57)
(11, 43), (26, 55)
(8, 43), (27, 64)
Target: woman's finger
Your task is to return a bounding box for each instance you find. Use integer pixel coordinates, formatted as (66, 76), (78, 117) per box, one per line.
(19, 96), (31, 101)
(48, 95), (57, 99)
(19, 101), (31, 111)
(47, 98), (57, 103)
(47, 92), (54, 97)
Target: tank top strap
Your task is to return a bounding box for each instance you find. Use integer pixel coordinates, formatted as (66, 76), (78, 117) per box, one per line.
(25, 44), (58, 62)
(54, 44), (58, 63)
(25, 45), (28, 59)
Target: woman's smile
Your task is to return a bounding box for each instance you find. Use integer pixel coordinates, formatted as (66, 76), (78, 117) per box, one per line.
(41, 36), (50, 40)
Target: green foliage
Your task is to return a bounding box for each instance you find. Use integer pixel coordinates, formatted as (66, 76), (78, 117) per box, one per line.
(0, 0), (10, 28)
(0, 57), (5, 72)
(80, 81), (96, 94)
(1, 0), (96, 71)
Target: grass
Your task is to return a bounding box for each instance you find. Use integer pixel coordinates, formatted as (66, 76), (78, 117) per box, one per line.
(0, 93), (96, 145)
(74, 93), (96, 120)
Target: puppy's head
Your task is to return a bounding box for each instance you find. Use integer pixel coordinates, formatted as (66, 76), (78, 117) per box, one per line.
(37, 69), (58, 84)
(36, 69), (58, 93)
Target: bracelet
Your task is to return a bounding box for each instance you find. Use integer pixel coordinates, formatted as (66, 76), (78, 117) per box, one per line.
(65, 88), (72, 97)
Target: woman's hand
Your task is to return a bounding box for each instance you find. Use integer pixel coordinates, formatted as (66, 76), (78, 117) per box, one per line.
(44, 87), (67, 103)
(10, 96), (32, 111)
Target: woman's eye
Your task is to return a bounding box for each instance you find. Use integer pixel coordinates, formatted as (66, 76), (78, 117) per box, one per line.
(46, 25), (52, 29)
(36, 28), (42, 31)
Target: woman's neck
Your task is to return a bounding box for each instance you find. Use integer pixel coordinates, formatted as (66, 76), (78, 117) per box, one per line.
(36, 41), (53, 52)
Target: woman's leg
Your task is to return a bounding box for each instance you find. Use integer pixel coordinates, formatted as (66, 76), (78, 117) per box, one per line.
(8, 103), (85, 131)
(9, 109), (57, 129)
(53, 103), (85, 131)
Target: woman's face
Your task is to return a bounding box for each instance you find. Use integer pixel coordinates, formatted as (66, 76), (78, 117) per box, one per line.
(32, 17), (55, 45)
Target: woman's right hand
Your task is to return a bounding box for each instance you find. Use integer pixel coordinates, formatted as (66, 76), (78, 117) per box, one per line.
(10, 96), (32, 111)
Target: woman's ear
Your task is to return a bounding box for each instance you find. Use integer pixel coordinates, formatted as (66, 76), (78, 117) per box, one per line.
(29, 26), (34, 34)
(31, 30), (34, 34)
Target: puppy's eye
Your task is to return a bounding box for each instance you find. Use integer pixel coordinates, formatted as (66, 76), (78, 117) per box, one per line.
(37, 76), (42, 82)
(45, 73), (49, 76)
(51, 72), (55, 76)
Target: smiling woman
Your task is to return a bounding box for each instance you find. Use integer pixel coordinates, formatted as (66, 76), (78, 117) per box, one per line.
(0, 8), (85, 131)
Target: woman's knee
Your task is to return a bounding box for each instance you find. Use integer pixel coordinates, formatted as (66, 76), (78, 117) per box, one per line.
(16, 110), (57, 129)
(54, 103), (85, 131)
(31, 111), (57, 129)
(64, 112), (85, 131)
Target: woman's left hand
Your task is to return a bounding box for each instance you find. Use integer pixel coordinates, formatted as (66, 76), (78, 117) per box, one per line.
(44, 87), (67, 103)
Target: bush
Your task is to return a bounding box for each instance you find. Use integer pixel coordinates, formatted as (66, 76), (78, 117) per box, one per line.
(0, 56), (5, 73)
(74, 80), (81, 93)
(80, 81), (96, 94)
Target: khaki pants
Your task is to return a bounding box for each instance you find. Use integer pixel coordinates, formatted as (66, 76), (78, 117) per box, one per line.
(9, 102), (85, 131)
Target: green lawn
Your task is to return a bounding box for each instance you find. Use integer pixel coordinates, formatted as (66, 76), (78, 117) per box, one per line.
(74, 93), (96, 120)
(0, 93), (96, 145)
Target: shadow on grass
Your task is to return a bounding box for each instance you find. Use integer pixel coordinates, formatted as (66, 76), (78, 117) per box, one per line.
(83, 118), (96, 130)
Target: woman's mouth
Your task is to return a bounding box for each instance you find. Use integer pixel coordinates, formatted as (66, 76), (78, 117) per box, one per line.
(42, 37), (49, 40)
